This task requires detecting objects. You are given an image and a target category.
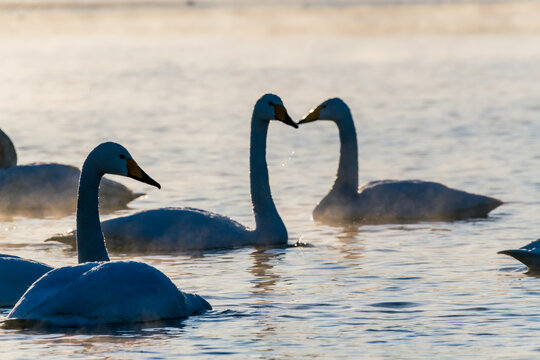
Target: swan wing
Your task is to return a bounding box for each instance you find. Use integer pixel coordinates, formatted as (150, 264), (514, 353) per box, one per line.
(9, 262), (98, 318)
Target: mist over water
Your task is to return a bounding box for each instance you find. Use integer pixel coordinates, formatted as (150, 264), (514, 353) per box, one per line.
(1, 1), (540, 358)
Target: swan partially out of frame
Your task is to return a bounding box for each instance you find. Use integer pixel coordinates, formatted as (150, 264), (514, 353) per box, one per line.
(0, 254), (52, 307)
(499, 239), (540, 272)
(0, 129), (142, 218)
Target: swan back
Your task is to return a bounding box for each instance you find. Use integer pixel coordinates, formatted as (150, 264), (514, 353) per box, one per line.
(0, 129), (17, 169)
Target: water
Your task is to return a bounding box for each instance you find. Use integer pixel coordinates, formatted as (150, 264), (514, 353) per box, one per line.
(1, 1), (540, 358)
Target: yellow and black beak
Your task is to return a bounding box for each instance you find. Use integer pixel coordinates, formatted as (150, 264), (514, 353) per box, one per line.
(298, 105), (322, 125)
(273, 104), (298, 128)
(126, 158), (161, 189)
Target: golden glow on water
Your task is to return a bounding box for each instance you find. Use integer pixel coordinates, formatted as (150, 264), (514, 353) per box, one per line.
(1, 1), (540, 359)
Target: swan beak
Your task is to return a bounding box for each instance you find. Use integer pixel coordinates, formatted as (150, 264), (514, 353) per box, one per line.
(274, 104), (298, 128)
(298, 105), (322, 124)
(126, 158), (161, 189)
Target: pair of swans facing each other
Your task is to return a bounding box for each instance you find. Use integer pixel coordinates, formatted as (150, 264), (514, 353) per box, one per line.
(0, 129), (141, 218)
(50, 97), (502, 253)
(0, 94), (510, 326)
(3, 142), (210, 326)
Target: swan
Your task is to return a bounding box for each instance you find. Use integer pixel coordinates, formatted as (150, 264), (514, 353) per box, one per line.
(7, 142), (210, 326)
(0, 129), (142, 218)
(499, 239), (540, 271)
(46, 94), (297, 252)
(298, 98), (503, 225)
(0, 254), (52, 307)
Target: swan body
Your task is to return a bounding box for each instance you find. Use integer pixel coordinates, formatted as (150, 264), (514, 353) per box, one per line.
(0, 254), (52, 307)
(499, 239), (540, 271)
(0, 130), (142, 217)
(49, 207), (280, 251)
(298, 98), (502, 225)
(8, 142), (210, 325)
(47, 94), (297, 252)
(9, 261), (210, 326)
(314, 179), (503, 224)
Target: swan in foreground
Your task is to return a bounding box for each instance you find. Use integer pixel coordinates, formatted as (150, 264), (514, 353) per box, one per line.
(7, 142), (210, 326)
(298, 98), (503, 225)
(0, 129), (142, 218)
(499, 239), (540, 271)
(47, 94), (297, 252)
(0, 255), (52, 307)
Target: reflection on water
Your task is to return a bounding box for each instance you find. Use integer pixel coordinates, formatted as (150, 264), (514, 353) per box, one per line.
(1, 1), (540, 359)
(249, 248), (282, 295)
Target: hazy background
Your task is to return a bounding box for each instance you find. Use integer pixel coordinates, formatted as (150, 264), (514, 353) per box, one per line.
(1, 1), (540, 359)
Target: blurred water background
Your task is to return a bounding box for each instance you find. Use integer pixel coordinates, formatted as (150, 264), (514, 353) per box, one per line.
(1, 0), (540, 358)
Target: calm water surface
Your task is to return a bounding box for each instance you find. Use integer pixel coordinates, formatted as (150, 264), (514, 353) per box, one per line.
(1, 4), (540, 359)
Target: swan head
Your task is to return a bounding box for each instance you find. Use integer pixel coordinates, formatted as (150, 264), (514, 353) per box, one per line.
(298, 98), (351, 125)
(0, 128), (17, 169)
(89, 142), (161, 189)
(254, 94), (298, 128)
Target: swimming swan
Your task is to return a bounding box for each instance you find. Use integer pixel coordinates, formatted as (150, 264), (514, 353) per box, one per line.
(7, 142), (210, 326)
(0, 129), (142, 218)
(47, 94), (297, 252)
(0, 255), (52, 307)
(298, 98), (503, 225)
(499, 239), (540, 272)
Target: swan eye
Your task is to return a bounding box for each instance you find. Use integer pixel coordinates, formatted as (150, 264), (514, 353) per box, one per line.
(119, 154), (126, 159)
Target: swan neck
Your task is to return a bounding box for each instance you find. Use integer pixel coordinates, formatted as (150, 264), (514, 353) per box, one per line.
(250, 117), (286, 237)
(332, 112), (359, 194)
(76, 156), (110, 263)
(0, 129), (17, 169)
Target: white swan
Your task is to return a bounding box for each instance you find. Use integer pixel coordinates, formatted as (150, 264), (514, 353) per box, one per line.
(7, 142), (210, 326)
(0, 255), (52, 307)
(499, 239), (540, 271)
(0, 129), (142, 218)
(298, 98), (503, 225)
(47, 94), (297, 252)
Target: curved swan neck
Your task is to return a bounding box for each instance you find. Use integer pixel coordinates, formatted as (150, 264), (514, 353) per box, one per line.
(331, 110), (359, 195)
(250, 116), (286, 238)
(76, 155), (109, 264)
(0, 129), (17, 169)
